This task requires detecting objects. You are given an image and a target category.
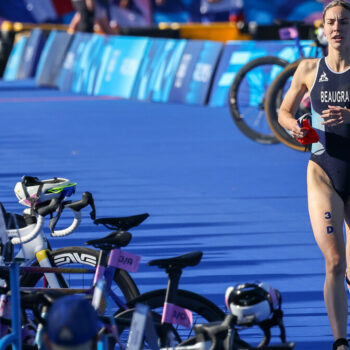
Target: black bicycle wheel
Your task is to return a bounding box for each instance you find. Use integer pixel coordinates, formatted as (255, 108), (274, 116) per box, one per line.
(229, 56), (289, 144)
(21, 246), (140, 304)
(114, 289), (226, 348)
(265, 60), (310, 152)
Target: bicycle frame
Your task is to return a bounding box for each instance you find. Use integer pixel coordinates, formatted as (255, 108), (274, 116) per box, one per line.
(0, 191), (95, 288)
(92, 245), (141, 310)
(3, 213), (74, 289)
(4, 216), (60, 287)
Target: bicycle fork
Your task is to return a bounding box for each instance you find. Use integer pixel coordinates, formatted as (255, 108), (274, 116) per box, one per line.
(35, 249), (68, 288)
(92, 247), (140, 311)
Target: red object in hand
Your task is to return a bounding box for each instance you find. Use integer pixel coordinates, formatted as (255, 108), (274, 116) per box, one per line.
(297, 119), (320, 145)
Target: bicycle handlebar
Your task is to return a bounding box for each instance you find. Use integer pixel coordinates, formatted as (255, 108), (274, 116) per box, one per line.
(50, 209), (82, 237)
(49, 191), (95, 236)
(11, 214), (44, 245)
(11, 197), (64, 244)
(10, 192), (96, 244)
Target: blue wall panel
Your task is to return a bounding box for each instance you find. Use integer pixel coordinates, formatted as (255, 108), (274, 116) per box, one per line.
(35, 31), (73, 87)
(93, 36), (149, 98)
(130, 39), (166, 101)
(71, 34), (107, 94)
(56, 33), (92, 91)
(131, 38), (187, 103)
(3, 36), (28, 81)
(168, 40), (223, 105)
(208, 40), (319, 107)
(17, 29), (47, 79)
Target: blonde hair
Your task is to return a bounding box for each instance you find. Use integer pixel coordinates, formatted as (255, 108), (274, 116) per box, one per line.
(323, 0), (350, 22)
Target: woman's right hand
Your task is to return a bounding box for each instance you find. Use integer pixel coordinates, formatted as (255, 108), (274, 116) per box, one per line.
(291, 122), (308, 139)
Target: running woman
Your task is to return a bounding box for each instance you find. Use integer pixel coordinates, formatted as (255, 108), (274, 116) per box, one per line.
(278, 1), (350, 349)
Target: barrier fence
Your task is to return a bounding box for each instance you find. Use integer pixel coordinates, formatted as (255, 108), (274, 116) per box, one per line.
(2, 27), (315, 106)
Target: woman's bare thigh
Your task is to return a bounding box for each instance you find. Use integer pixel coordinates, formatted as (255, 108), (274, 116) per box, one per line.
(307, 161), (345, 260)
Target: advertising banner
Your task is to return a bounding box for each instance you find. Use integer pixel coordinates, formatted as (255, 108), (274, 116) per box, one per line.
(3, 36), (28, 81)
(168, 40), (223, 105)
(36, 31), (73, 87)
(208, 40), (316, 107)
(93, 36), (149, 98)
(56, 33), (92, 91)
(131, 38), (187, 103)
(17, 29), (47, 79)
(71, 34), (107, 94)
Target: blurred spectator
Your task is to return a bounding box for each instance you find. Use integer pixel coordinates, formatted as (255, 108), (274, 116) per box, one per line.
(199, 0), (244, 22)
(110, 0), (152, 26)
(69, 0), (94, 32)
(69, 0), (119, 34)
(152, 0), (191, 23)
(43, 295), (100, 350)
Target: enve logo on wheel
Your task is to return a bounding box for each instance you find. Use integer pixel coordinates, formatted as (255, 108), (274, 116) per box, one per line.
(53, 253), (97, 266)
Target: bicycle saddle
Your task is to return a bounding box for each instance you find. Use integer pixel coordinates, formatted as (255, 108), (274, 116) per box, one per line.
(85, 230), (132, 249)
(94, 213), (149, 231)
(148, 251), (203, 270)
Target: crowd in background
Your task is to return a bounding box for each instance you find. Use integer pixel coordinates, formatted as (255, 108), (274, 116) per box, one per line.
(68, 0), (248, 34)
(0, 0), (332, 32)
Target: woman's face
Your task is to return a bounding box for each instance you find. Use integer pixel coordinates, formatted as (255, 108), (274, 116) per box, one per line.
(324, 5), (350, 50)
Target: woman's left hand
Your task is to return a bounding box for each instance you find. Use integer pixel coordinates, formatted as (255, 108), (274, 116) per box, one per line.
(321, 105), (350, 126)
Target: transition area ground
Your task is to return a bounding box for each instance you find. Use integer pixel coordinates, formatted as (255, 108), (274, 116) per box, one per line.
(0, 83), (332, 349)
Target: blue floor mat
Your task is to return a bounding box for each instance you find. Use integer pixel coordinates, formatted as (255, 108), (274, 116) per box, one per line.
(0, 86), (334, 349)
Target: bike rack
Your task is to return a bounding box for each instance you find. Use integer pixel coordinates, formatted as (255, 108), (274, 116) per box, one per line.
(0, 264), (111, 350)
(0, 263), (21, 350)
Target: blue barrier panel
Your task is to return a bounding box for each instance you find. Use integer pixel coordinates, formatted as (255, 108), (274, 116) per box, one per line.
(56, 32), (93, 91)
(35, 30), (74, 87)
(3, 36), (28, 81)
(131, 38), (187, 103)
(208, 40), (317, 107)
(17, 28), (47, 79)
(130, 39), (165, 101)
(168, 40), (223, 105)
(73, 34), (107, 95)
(93, 36), (149, 98)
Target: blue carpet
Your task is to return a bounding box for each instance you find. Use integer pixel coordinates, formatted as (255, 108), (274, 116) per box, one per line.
(0, 83), (335, 349)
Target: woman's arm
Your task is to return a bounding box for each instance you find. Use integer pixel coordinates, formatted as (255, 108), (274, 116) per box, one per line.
(278, 59), (316, 139)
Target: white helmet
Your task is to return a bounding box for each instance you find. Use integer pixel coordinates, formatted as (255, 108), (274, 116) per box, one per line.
(14, 176), (76, 208)
(225, 282), (281, 325)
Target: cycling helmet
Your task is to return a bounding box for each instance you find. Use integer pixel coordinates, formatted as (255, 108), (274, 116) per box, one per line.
(225, 282), (286, 347)
(225, 282), (280, 324)
(14, 176), (76, 208)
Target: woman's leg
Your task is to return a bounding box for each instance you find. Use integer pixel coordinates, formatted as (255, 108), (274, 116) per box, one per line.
(344, 199), (350, 293)
(307, 161), (347, 345)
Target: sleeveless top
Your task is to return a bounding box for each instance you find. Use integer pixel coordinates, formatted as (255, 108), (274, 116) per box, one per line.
(309, 57), (350, 200)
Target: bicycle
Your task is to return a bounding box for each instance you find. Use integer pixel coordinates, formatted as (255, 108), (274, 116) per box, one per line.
(228, 22), (326, 145)
(123, 281), (296, 350)
(113, 251), (229, 348)
(1, 252), (226, 348)
(174, 314), (295, 350)
(1, 249), (293, 349)
(0, 175), (140, 303)
(0, 216), (149, 348)
(0, 263), (118, 350)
